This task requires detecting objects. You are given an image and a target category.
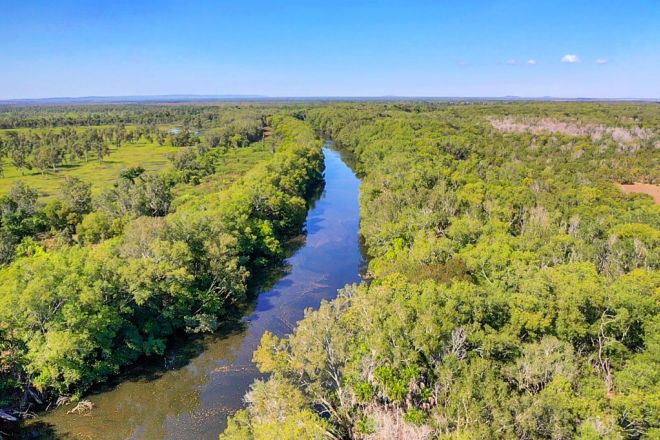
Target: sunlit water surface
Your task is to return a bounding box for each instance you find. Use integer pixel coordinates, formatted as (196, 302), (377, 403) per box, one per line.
(27, 146), (363, 439)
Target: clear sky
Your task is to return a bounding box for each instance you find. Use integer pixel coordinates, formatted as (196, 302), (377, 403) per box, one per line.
(2, 0), (659, 99)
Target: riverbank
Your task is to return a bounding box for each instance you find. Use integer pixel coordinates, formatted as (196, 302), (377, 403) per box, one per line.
(1, 115), (323, 434)
(19, 146), (364, 439)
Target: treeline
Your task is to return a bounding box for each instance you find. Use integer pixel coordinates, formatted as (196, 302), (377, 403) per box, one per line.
(0, 115), (323, 412)
(223, 103), (659, 439)
(0, 117), (254, 266)
(0, 104), (275, 129)
(0, 115), (268, 178)
(0, 157), (208, 267)
(204, 117), (265, 150)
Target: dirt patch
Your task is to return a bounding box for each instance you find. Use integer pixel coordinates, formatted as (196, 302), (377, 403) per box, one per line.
(617, 183), (660, 203)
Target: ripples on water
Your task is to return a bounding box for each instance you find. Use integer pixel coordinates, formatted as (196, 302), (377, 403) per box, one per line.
(27, 146), (364, 440)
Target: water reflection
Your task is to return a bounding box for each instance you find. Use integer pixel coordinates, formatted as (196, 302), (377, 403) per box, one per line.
(28, 146), (364, 439)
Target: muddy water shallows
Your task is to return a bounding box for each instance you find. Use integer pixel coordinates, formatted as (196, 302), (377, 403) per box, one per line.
(29, 146), (364, 439)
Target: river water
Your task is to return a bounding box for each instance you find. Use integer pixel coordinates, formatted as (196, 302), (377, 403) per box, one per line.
(27, 146), (364, 439)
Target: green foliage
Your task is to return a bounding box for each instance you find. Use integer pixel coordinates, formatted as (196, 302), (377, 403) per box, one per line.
(0, 113), (323, 409)
(226, 102), (660, 439)
(403, 408), (428, 426)
(3, 101), (659, 437)
(219, 378), (330, 440)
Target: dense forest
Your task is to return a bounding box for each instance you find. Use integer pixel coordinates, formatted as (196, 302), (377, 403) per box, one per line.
(222, 102), (660, 439)
(0, 106), (323, 420)
(0, 103), (279, 130)
(0, 101), (658, 439)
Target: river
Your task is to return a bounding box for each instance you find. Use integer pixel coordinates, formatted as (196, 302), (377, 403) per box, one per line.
(26, 145), (364, 439)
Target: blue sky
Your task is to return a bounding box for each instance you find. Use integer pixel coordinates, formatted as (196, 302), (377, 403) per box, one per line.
(1, 0), (659, 99)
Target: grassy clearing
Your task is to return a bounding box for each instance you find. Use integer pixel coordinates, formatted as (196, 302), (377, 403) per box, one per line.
(0, 135), (273, 204)
(0, 140), (180, 199)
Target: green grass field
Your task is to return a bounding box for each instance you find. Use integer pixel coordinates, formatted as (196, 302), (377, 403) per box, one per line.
(0, 140), (180, 199)
(0, 124), (180, 198)
(0, 132), (273, 203)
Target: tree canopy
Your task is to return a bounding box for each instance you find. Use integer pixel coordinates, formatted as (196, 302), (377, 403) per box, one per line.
(224, 101), (659, 439)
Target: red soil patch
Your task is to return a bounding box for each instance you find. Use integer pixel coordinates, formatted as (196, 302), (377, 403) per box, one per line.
(617, 183), (660, 204)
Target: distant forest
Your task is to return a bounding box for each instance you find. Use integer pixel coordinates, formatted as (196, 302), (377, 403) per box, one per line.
(1, 101), (658, 439)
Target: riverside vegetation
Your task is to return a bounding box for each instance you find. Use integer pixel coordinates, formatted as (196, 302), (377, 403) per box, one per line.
(0, 105), (324, 421)
(0, 101), (658, 440)
(221, 102), (659, 440)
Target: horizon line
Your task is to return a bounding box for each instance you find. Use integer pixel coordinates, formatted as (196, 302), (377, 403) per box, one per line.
(1, 93), (659, 104)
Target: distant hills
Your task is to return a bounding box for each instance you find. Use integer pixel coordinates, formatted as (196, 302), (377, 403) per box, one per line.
(0, 95), (658, 106)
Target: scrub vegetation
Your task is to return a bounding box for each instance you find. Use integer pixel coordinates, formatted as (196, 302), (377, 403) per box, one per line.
(222, 101), (660, 440)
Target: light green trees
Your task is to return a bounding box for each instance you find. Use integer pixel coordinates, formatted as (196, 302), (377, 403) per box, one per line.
(225, 103), (659, 439)
(0, 114), (324, 410)
(220, 378), (330, 440)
